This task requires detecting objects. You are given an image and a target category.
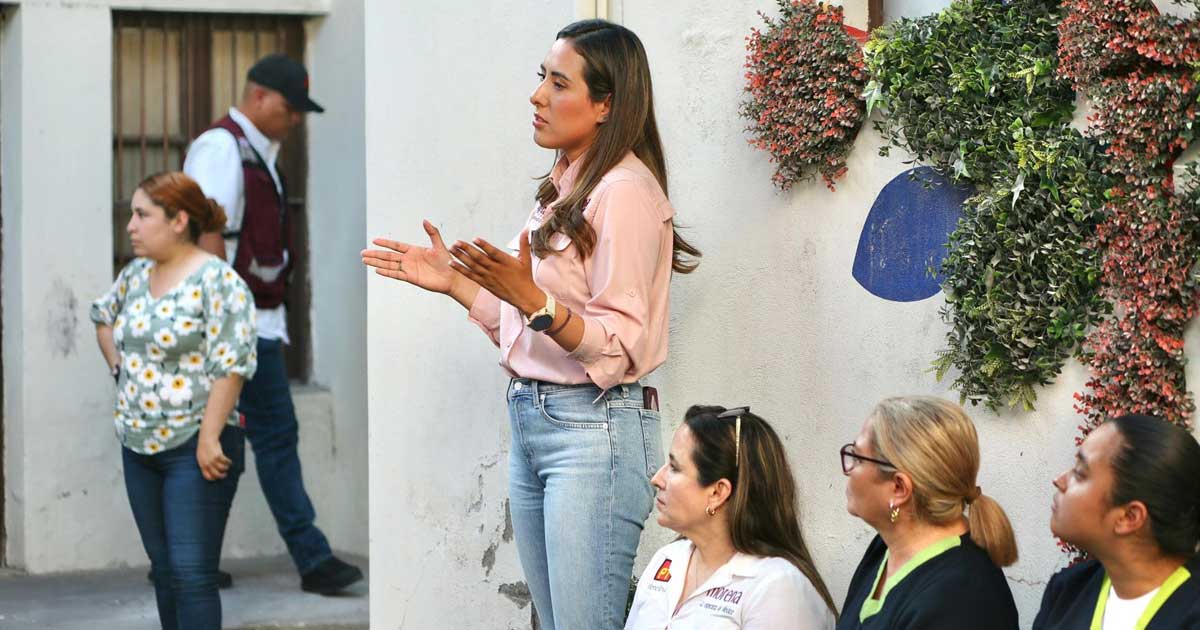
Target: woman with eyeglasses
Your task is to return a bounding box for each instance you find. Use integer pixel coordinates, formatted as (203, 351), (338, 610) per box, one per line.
(624, 405), (837, 629)
(1033, 414), (1200, 630)
(836, 396), (1018, 630)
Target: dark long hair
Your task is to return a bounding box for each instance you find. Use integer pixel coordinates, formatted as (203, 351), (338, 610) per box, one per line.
(1108, 414), (1200, 557)
(684, 405), (838, 618)
(533, 19), (700, 273)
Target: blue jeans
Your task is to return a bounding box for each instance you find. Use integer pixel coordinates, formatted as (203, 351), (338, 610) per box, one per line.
(507, 379), (663, 630)
(123, 428), (244, 630)
(238, 337), (332, 574)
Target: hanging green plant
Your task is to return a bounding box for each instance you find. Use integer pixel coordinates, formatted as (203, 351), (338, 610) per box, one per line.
(934, 130), (1112, 410)
(740, 0), (867, 191)
(866, 0), (1110, 410)
(864, 0), (1074, 182)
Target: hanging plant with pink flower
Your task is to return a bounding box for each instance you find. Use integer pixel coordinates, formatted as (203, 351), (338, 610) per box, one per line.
(741, 0), (867, 191)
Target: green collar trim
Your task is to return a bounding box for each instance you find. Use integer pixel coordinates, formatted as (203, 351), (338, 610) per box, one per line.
(859, 534), (962, 622)
(1090, 565), (1191, 630)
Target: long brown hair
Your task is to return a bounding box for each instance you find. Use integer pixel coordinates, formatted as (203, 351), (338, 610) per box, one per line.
(868, 397), (1019, 567)
(533, 19), (700, 273)
(684, 405), (839, 618)
(138, 171), (227, 243)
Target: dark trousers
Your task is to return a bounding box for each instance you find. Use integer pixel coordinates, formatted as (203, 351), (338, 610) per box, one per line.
(238, 337), (332, 574)
(123, 428), (244, 630)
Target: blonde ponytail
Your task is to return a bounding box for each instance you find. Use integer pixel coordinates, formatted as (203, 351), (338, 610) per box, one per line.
(870, 396), (1018, 567)
(967, 492), (1018, 567)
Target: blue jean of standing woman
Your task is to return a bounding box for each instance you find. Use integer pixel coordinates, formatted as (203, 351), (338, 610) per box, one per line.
(123, 428), (244, 630)
(507, 378), (663, 630)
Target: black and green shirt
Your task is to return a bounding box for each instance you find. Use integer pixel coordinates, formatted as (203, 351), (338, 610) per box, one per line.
(1033, 556), (1200, 630)
(837, 534), (1018, 630)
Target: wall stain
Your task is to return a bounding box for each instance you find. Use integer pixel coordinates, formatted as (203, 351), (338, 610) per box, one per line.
(501, 499), (513, 542)
(498, 581), (532, 608)
(482, 542), (498, 575)
(467, 474), (484, 514)
(481, 499), (515, 576)
(45, 279), (79, 358)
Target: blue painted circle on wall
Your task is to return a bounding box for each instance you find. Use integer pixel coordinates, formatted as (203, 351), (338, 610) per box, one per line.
(852, 166), (973, 302)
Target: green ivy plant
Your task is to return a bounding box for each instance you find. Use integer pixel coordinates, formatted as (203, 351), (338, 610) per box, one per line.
(864, 0), (1074, 181)
(934, 130), (1112, 410)
(867, 0), (1111, 410)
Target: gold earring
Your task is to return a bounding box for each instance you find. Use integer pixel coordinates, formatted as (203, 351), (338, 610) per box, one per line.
(889, 500), (900, 524)
(705, 506), (716, 517)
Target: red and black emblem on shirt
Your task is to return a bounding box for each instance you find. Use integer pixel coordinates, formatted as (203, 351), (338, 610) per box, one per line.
(653, 559), (672, 582)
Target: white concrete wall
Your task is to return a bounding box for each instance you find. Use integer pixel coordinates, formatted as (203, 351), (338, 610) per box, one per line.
(1, 2), (128, 573)
(885, 0), (948, 19)
(301, 0), (368, 557)
(365, 1), (1200, 628)
(364, 0), (572, 627)
(1, 0), (368, 572)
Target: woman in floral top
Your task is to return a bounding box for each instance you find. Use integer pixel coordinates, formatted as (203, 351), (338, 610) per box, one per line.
(91, 172), (257, 630)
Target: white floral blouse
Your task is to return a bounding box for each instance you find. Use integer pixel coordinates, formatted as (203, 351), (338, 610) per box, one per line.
(90, 257), (258, 454)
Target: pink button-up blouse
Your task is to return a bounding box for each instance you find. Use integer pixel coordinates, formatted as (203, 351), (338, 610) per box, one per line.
(467, 151), (676, 391)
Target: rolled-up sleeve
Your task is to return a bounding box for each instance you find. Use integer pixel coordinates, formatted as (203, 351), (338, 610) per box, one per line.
(183, 129), (242, 230)
(90, 262), (133, 326)
(566, 180), (667, 390)
(467, 287), (502, 347)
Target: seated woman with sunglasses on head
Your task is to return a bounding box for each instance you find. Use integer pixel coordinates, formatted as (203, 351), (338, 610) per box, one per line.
(837, 396), (1018, 630)
(624, 405), (837, 630)
(1033, 414), (1200, 630)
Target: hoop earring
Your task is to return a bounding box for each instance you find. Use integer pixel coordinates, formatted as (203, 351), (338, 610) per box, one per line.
(705, 506), (716, 517)
(888, 500), (900, 524)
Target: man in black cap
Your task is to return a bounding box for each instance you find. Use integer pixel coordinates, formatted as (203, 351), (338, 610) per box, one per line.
(183, 53), (363, 595)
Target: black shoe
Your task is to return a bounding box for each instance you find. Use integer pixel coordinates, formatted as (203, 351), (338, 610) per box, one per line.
(300, 556), (364, 595)
(146, 569), (233, 589)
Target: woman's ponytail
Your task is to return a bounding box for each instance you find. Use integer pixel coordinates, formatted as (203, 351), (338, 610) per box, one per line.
(967, 492), (1018, 567)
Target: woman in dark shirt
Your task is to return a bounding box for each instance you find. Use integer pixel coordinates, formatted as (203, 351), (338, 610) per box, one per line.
(1034, 414), (1200, 630)
(836, 396), (1019, 630)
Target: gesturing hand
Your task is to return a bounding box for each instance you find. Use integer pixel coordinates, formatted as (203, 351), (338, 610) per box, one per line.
(361, 220), (458, 295)
(449, 230), (545, 316)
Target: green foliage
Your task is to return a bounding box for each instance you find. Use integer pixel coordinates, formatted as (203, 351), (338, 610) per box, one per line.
(867, 0), (1110, 410)
(865, 0), (1073, 181)
(934, 131), (1112, 410)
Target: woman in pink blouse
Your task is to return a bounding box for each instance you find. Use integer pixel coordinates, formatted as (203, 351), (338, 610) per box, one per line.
(362, 19), (699, 630)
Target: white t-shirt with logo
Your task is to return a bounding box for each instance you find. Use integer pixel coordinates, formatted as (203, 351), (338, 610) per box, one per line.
(1102, 584), (1158, 630)
(625, 539), (836, 630)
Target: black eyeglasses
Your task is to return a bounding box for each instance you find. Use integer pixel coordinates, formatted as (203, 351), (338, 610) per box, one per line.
(840, 443), (895, 475)
(717, 407), (750, 460)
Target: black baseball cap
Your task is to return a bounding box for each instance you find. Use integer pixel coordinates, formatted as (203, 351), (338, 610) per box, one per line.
(247, 54), (324, 113)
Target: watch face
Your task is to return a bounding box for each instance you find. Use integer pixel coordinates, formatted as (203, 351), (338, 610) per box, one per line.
(529, 313), (555, 331)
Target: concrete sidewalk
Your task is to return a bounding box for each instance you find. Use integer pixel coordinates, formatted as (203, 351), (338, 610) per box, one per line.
(0, 554), (368, 630)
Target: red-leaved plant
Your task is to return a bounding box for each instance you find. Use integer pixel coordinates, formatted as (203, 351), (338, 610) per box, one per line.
(1057, 3), (1200, 565)
(741, 0), (867, 191)
(1061, 0), (1200, 435)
